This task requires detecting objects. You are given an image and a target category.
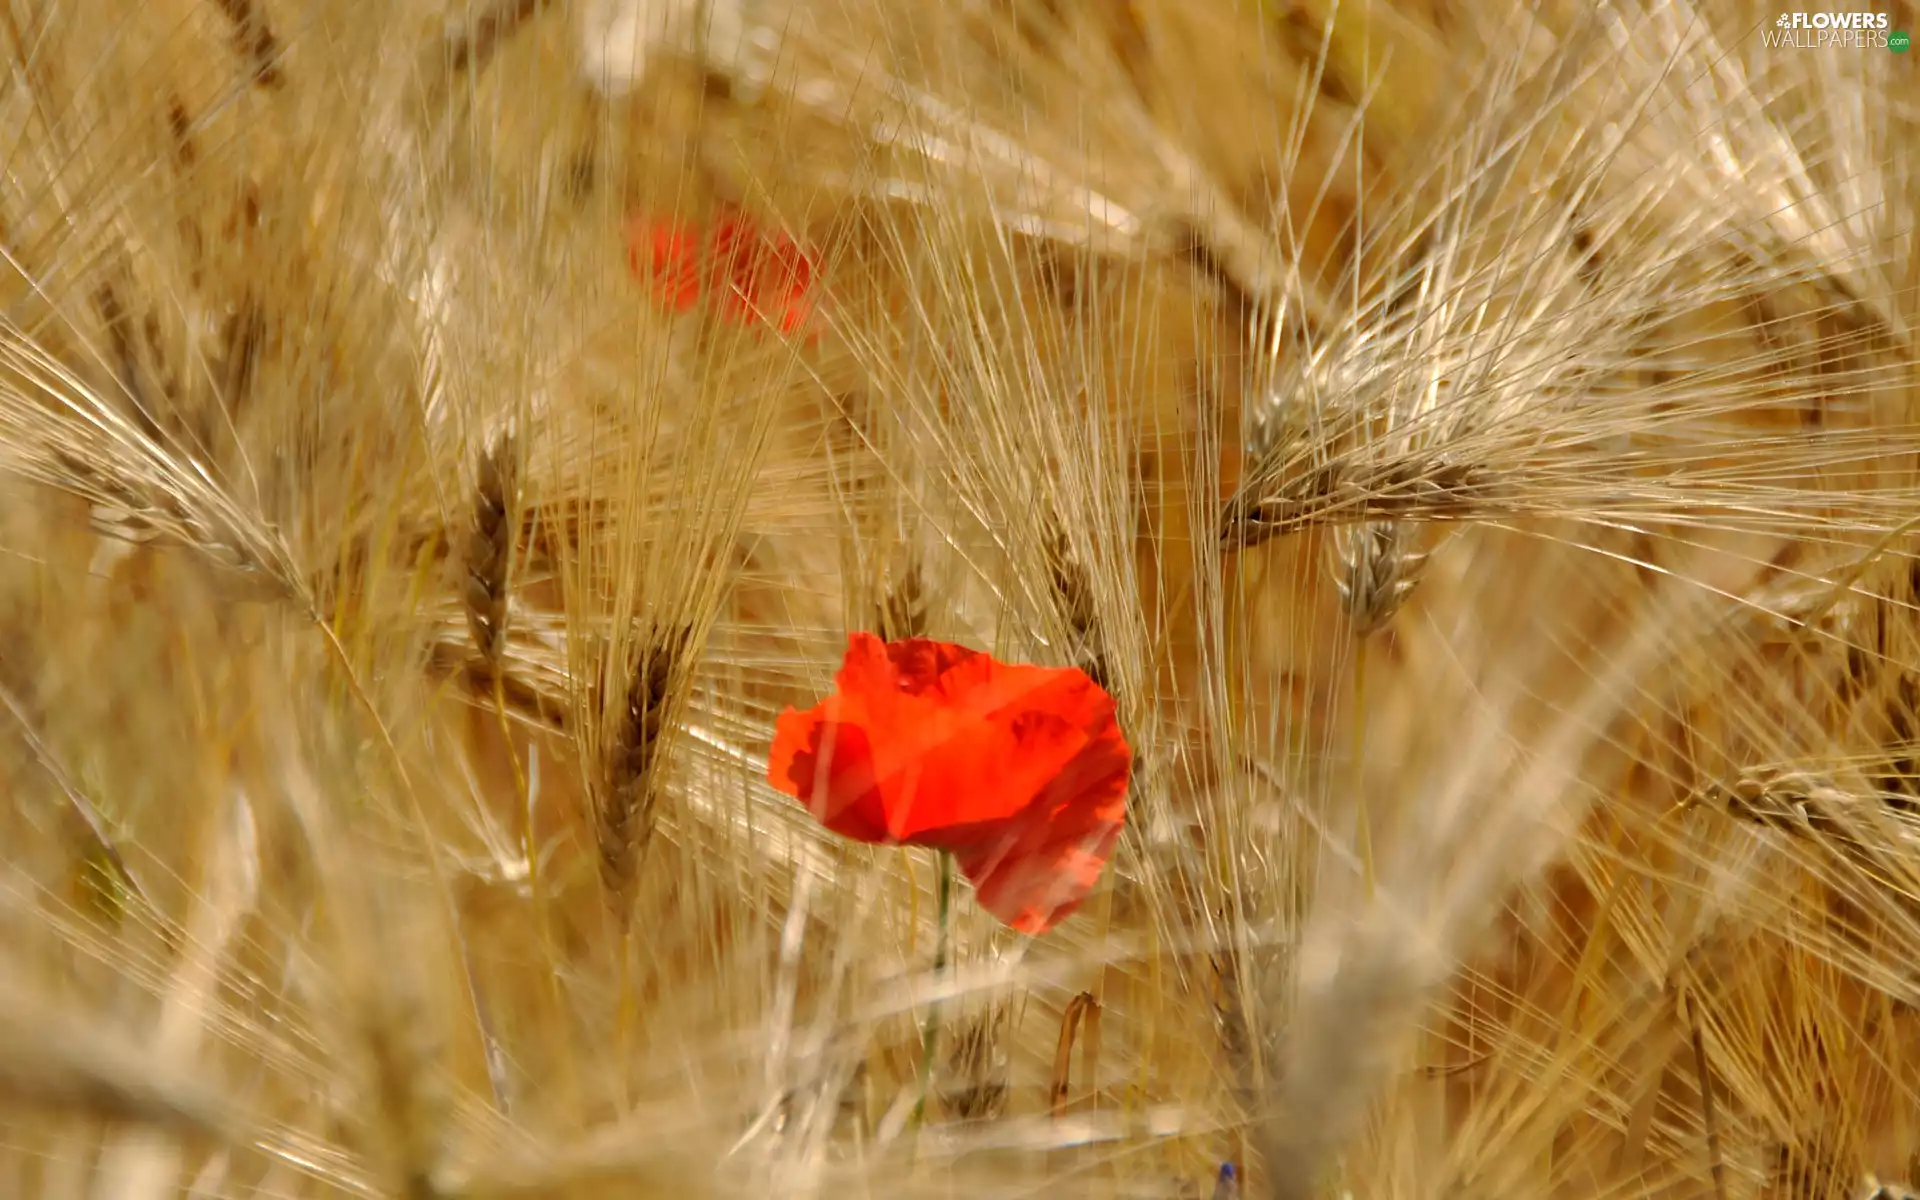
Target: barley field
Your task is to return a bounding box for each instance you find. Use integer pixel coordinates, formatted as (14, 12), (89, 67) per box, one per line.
(2, 1), (1918, 1197)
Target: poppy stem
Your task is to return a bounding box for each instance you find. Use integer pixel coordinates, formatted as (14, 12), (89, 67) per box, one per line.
(913, 849), (955, 1127)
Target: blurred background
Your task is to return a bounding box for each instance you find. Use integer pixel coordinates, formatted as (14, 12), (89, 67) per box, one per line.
(1, 1), (1918, 1196)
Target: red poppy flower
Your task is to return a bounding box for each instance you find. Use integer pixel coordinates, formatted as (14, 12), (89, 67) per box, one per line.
(629, 215), (702, 313)
(767, 632), (1131, 935)
(625, 209), (821, 341)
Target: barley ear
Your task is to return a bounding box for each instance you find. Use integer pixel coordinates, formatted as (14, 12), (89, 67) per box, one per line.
(597, 623), (691, 920)
(213, 0), (286, 89)
(941, 1004), (1010, 1122)
(877, 556), (928, 641)
(464, 433), (521, 675)
(1044, 528), (1113, 697)
(438, 0), (548, 79)
(1332, 522), (1429, 636)
(1222, 451), (1501, 548)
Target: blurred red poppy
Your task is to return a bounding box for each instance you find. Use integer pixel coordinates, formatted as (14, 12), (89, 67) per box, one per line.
(633, 217), (702, 314)
(625, 209), (820, 340)
(767, 632), (1131, 934)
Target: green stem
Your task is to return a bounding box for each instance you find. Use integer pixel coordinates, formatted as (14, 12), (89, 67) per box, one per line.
(913, 850), (955, 1127)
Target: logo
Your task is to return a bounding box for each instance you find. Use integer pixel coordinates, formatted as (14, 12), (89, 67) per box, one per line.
(1765, 12), (1896, 47)
(1776, 11), (1889, 26)
(1893, 30), (1912, 50)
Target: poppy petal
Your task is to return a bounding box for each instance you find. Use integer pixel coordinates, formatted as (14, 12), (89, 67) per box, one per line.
(630, 217), (702, 312)
(779, 296), (817, 338)
(946, 721), (1129, 933)
(883, 702), (1085, 840)
(769, 701), (893, 843)
(876, 635), (984, 697)
(836, 636), (1100, 838)
(803, 634), (1128, 841)
(836, 630), (906, 695)
(958, 819), (1124, 934)
(766, 632), (1132, 936)
(708, 215), (763, 324)
(871, 707), (1028, 841)
(625, 210), (824, 338)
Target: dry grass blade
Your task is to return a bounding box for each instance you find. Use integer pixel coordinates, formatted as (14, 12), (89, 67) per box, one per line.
(1680, 982), (1729, 1200)
(273, 695), (456, 1200)
(0, 676), (159, 923)
(437, 1112), (730, 1200)
(93, 785), (260, 1200)
(1049, 991), (1099, 1118)
(1258, 598), (1681, 1197)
